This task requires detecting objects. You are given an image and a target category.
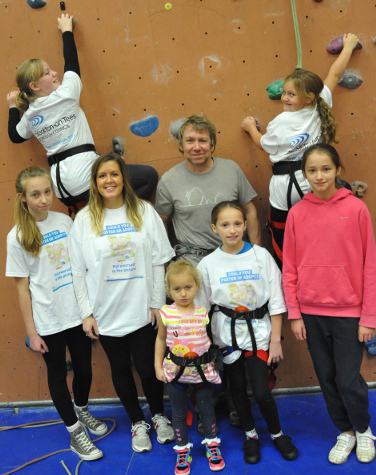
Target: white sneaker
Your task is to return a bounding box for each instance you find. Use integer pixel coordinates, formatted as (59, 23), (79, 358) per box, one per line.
(356, 427), (376, 463)
(328, 433), (356, 464)
(131, 421), (152, 453)
(152, 413), (175, 444)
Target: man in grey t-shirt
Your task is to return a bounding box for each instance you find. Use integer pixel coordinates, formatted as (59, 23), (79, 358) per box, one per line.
(155, 114), (260, 265)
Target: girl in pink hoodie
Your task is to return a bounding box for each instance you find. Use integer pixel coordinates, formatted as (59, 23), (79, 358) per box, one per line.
(283, 143), (376, 466)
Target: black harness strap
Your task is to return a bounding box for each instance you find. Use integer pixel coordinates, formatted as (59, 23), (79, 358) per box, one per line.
(272, 160), (304, 210)
(218, 303), (269, 356)
(164, 345), (219, 384)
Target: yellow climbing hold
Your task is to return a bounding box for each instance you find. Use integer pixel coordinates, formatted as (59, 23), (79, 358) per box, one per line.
(165, 3), (172, 10)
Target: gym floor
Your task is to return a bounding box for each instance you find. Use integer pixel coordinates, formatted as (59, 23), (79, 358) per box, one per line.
(1, 390), (375, 475)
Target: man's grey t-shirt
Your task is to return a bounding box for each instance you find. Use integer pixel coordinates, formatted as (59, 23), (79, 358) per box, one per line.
(155, 157), (258, 261)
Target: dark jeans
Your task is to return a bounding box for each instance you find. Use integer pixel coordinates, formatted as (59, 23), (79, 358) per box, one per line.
(167, 382), (217, 446)
(100, 323), (164, 423)
(225, 353), (281, 434)
(42, 324), (92, 427)
(303, 314), (370, 433)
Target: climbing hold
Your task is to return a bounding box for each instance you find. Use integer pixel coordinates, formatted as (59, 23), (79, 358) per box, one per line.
(351, 181), (367, 198)
(266, 79), (284, 100)
(327, 36), (362, 55)
(66, 359), (73, 371)
(130, 116), (159, 137)
(112, 136), (124, 156)
(254, 119), (261, 132)
(338, 70), (362, 90)
(365, 335), (376, 355)
(165, 3), (172, 10)
(60, 1), (65, 10)
(27, 0), (46, 9)
(170, 118), (186, 139)
(313, 0), (323, 2)
(25, 336), (31, 350)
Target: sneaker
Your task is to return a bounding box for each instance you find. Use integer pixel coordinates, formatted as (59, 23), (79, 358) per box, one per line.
(356, 427), (376, 463)
(243, 437), (261, 464)
(273, 434), (298, 461)
(131, 421), (152, 453)
(175, 445), (192, 475)
(70, 425), (103, 461)
(328, 433), (356, 464)
(204, 441), (225, 471)
(152, 413), (175, 444)
(75, 405), (108, 436)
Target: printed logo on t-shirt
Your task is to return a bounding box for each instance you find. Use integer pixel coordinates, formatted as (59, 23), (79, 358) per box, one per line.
(286, 133), (309, 147)
(29, 115), (44, 129)
(185, 187), (227, 206)
(108, 235), (136, 260)
(228, 282), (256, 308)
(42, 230), (73, 292)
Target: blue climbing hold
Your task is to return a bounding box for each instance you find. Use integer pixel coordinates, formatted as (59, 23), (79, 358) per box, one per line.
(27, 0), (46, 9)
(266, 79), (284, 100)
(365, 335), (376, 355)
(25, 336), (31, 350)
(130, 116), (159, 137)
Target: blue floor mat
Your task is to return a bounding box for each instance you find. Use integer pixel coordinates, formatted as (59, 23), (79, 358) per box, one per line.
(1, 391), (376, 475)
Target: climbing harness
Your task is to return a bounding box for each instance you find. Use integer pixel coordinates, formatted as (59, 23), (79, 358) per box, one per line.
(272, 160), (304, 210)
(164, 345), (219, 384)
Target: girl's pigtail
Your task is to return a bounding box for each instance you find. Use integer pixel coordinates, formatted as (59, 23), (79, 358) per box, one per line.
(317, 97), (338, 144)
(15, 91), (31, 112)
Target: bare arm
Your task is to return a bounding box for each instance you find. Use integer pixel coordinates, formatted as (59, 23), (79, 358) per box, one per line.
(242, 116), (264, 150)
(324, 33), (360, 95)
(244, 201), (261, 246)
(155, 318), (167, 382)
(291, 318), (307, 341)
(14, 277), (48, 353)
(268, 313), (283, 365)
(358, 326), (375, 343)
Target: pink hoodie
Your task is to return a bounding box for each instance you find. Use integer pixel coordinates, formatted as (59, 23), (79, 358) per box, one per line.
(283, 188), (376, 328)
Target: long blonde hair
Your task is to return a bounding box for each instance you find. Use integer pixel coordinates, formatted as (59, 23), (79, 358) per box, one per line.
(88, 152), (145, 236)
(284, 68), (338, 144)
(14, 59), (45, 112)
(14, 166), (53, 257)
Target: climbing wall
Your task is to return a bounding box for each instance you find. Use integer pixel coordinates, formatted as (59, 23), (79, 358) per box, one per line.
(1, 0), (376, 403)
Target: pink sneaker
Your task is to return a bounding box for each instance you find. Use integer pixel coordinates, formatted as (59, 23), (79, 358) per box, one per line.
(175, 445), (192, 475)
(205, 442), (225, 471)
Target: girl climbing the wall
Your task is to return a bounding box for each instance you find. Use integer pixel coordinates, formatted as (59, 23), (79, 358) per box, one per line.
(6, 14), (157, 216)
(195, 200), (298, 465)
(155, 259), (225, 475)
(5, 166), (108, 461)
(241, 33), (360, 268)
(68, 152), (175, 454)
(283, 143), (376, 465)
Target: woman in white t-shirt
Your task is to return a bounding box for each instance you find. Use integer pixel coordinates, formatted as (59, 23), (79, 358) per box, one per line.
(68, 152), (175, 453)
(6, 14), (158, 215)
(241, 33), (360, 268)
(6, 166), (107, 461)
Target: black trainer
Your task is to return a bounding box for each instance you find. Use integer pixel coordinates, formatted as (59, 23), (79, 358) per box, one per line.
(273, 435), (298, 460)
(243, 438), (261, 464)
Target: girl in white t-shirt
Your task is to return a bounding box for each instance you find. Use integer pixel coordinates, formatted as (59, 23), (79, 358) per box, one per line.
(68, 152), (175, 454)
(195, 201), (298, 465)
(155, 260), (224, 475)
(6, 14), (157, 215)
(241, 33), (360, 268)
(5, 166), (107, 461)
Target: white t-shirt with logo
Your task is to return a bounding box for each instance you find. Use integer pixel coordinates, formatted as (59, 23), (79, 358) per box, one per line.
(196, 245), (286, 364)
(68, 203), (175, 337)
(16, 71), (97, 198)
(260, 85), (333, 211)
(6, 211), (81, 336)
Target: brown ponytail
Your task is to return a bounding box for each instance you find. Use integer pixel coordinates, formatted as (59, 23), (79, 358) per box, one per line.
(316, 97), (338, 144)
(15, 167), (52, 257)
(14, 59), (44, 112)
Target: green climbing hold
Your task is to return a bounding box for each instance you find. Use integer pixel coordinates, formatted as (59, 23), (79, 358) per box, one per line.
(266, 79), (284, 100)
